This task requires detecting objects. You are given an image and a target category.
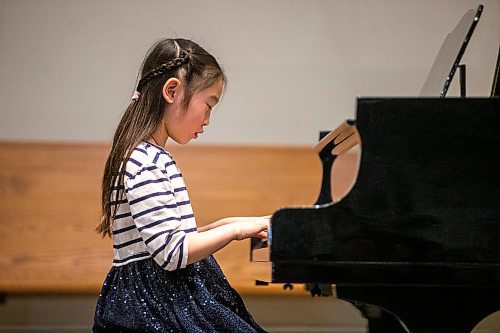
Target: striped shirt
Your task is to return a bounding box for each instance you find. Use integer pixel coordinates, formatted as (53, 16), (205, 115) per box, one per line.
(111, 141), (197, 271)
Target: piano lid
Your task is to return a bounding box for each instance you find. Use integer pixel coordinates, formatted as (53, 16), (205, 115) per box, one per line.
(419, 4), (483, 97)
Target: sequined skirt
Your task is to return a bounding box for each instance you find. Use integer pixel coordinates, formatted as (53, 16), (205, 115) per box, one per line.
(93, 256), (266, 333)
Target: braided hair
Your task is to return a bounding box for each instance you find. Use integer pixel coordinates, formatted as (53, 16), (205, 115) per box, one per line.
(136, 50), (190, 92)
(97, 38), (226, 237)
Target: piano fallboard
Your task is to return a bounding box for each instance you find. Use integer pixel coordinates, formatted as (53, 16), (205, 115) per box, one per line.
(270, 260), (500, 285)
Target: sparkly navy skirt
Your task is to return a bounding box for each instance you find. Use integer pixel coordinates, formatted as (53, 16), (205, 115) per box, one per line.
(93, 256), (267, 333)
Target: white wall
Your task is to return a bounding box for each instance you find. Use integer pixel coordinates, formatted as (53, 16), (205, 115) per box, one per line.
(0, 0), (498, 145)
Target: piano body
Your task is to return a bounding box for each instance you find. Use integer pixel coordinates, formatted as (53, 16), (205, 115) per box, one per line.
(252, 97), (500, 332)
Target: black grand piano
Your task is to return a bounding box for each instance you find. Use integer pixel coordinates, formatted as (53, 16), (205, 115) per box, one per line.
(251, 5), (500, 333)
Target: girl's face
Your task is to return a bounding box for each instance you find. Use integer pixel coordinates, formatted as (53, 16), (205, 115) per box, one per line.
(163, 78), (224, 144)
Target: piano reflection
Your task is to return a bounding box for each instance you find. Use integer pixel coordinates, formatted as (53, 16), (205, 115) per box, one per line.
(250, 4), (500, 333)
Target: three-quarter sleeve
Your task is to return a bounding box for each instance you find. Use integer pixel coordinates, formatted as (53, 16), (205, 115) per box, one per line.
(124, 164), (189, 271)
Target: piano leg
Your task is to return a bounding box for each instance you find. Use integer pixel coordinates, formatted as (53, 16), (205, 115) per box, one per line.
(337, 285), (500, 333)
(355, 304), (408, 333)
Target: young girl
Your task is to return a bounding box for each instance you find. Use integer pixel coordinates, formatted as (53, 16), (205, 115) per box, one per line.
(93, 38), (269, 333)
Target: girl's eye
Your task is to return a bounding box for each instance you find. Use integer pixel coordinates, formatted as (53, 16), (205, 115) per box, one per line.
(206, 104), (213, 112)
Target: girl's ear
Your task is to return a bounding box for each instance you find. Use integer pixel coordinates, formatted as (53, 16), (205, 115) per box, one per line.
(162, 78), (181, 104)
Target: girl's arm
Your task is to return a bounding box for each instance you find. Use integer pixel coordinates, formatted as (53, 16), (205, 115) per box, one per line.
(187, 216), (269, 265)
(197, 216), (271, 232)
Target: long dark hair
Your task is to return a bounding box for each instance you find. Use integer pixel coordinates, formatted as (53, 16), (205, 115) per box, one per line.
(96, 38), (226, 237)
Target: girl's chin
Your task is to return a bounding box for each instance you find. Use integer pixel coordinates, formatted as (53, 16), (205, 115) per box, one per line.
(171, 137), (191, 145)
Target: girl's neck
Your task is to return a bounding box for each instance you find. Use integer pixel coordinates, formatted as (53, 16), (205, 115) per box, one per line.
(150, 121), (168, 148)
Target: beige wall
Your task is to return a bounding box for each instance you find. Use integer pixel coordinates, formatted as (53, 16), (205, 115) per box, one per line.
(0, 0), (498, 145)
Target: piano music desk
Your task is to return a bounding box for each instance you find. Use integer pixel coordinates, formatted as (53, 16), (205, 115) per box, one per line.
(0, 141), (358, 296)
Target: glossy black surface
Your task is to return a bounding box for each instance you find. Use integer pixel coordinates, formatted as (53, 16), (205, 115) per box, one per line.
(419, 4), (483, 97)
(271, 98), (500, 281)
(314, 130), (337, 205)
(268, 97), (500, 332)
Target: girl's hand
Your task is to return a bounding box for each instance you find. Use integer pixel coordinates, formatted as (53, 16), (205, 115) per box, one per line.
(187, 216), (270, 264)
(233, 216), (270, 240)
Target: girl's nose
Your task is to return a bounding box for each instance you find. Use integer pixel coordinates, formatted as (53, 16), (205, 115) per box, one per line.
(203, 111), (211, 126)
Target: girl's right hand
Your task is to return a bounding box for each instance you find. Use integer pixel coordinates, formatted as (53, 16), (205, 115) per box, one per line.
(233, 216), (270, 240)
(187, 215), (270, 265)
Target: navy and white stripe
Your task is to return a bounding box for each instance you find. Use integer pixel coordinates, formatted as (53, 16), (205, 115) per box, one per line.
(111, 142), (197, 271)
